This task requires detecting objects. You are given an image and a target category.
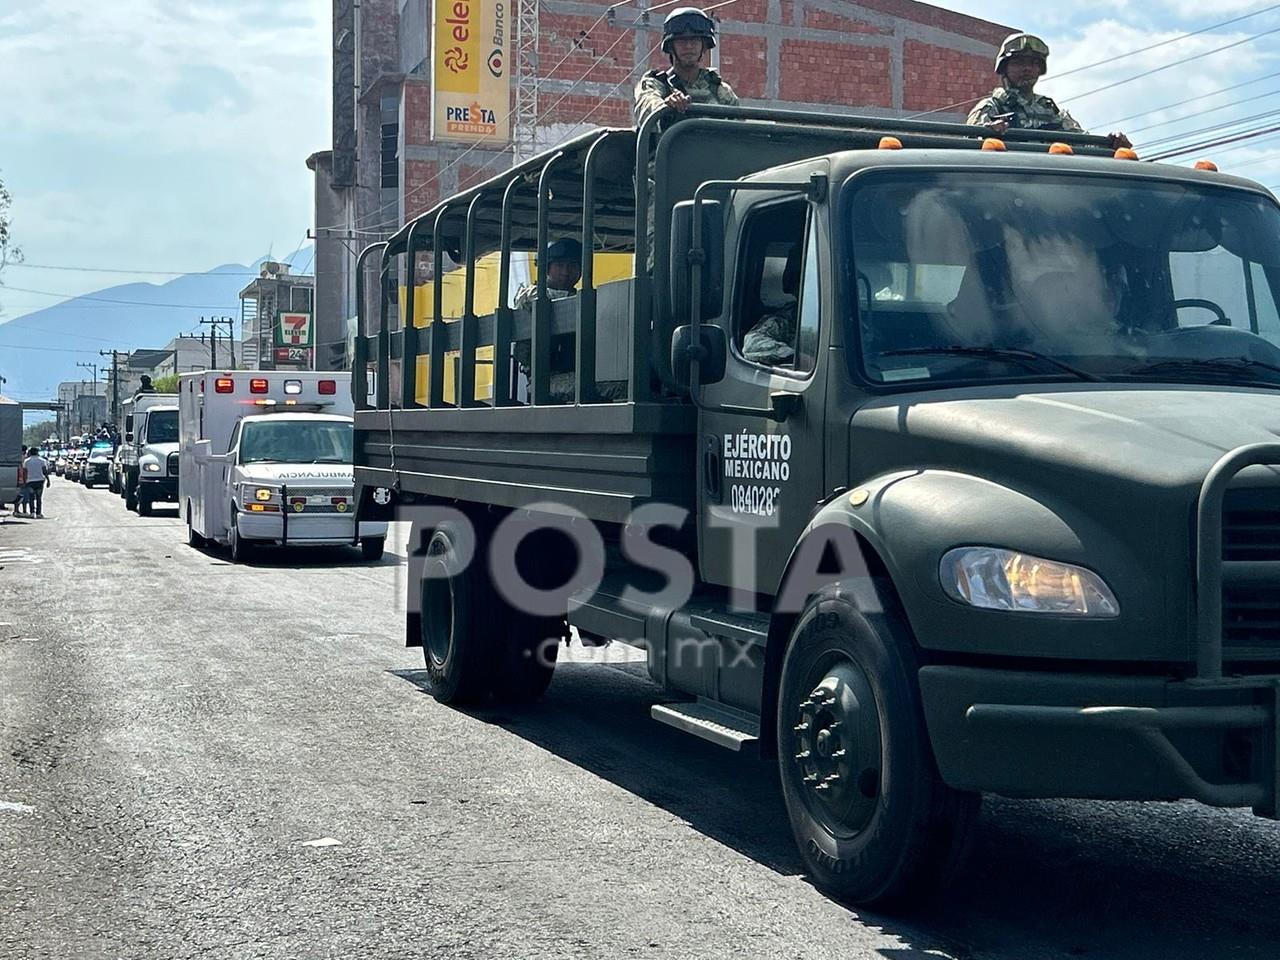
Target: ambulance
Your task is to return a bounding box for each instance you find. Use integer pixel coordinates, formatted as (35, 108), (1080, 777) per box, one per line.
(178, 371), (388, 562)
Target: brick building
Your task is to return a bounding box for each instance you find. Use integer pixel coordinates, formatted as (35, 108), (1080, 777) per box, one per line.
(310, 0), (1011, 366)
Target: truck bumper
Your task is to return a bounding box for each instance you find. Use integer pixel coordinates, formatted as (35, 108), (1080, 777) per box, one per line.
(138, 477), (178, 502)
(919, 666), (1280, 817)
(237, 512), (388, 546)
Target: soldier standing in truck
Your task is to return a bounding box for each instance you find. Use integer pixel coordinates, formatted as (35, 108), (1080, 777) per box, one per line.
(634, 8), (739, 129)
(967, 33), (1132, 149)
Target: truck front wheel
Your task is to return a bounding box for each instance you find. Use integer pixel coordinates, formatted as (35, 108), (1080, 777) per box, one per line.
(777, 587), (979, 907)
(125, 473), (138, 511)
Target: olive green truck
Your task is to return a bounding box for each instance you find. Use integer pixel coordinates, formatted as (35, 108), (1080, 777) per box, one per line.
(353, 107), (1280, 906)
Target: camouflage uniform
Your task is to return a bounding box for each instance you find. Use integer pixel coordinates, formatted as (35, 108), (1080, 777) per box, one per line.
(633, 67), (739, 128)
(742, 304), (796, 366)
(967, 86), (1083, 133)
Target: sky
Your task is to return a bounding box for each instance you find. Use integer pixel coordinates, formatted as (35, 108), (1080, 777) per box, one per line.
(4, 1), (1280, 323)
(0, 1), (329, 322)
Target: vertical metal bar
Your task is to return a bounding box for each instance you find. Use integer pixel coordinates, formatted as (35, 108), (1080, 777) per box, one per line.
(352, 241), (387, 410)
(401, 218), (425, 409)
(375, 251), (392, 410)
(632, 113), (664, 403)
(460, 192), (485, 407)
(494, 176), (522, 406)
(534, 152), (567, 406)
(577, 134), (611, 404)
(429, 205), (451, 408)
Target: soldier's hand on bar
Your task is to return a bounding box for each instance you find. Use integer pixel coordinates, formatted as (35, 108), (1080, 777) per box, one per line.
(665, 91), (692, 112)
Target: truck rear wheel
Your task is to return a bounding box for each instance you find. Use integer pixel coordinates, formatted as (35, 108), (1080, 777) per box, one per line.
(186, 504), (205, 548)
(419, 520), (495, 704)
(361, 537), (386, 561)
(777, 587), (979, 907)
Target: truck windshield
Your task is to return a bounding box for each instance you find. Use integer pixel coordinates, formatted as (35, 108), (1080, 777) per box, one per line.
(850, 172), (1280, 388)
(239, 421), (353, 464)
(145, 410), (178, 443)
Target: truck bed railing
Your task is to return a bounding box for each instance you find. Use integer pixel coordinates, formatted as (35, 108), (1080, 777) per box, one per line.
(1196, 443), (1280, 677)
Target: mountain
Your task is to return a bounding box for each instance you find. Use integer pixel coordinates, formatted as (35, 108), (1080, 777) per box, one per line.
(0, 248), (312, 403)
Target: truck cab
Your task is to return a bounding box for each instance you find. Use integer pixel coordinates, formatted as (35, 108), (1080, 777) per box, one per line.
(130, 404), (179, 514)
(118, 392), (178, 511)
(353, 108), (1280, 906)
(179, 371), (388, 563)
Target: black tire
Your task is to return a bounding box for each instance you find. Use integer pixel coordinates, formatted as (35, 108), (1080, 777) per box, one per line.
(419, 520), (495, 704)
(125, 475), (138, 512)
(777, 584), (980, 907)
(361, 537), (386, 561)
(137, 494), (152, 516)
(228, 516), (254, 564)
(84, 481), (94, 489)
(186, 508), (205, 548)
(493, 610), (561, 703)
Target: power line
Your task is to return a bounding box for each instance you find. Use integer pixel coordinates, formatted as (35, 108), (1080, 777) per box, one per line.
(1140, 105), (1280, 149)
(1124, 86), (1280, 136)
(8, 262), (263, 277)
(0, 285), (238, 310)
(908, 6), (1280, 120)
(1101, 69), (1280, 128)
(1148, 120), (1280, 160)
(1062, 24), (1280, 105)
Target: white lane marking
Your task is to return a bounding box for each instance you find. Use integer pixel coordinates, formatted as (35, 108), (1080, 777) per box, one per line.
(299, 837), (342, 847)
(0, 801), (36, 814)
(0, 550), (44, 564)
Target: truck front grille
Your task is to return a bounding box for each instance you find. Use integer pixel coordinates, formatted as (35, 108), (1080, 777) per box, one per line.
(167, 452), (179, 476)
(1222, 489), (1280, 656)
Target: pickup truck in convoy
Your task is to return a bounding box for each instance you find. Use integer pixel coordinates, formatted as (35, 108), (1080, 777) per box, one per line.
(179, 371), (388, 563)
(118, 392), (178, 511)
(352, 108), (1280, 906)
(81, 438), (114, 489)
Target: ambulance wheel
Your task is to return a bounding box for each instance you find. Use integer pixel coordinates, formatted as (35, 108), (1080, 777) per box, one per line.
(186, 506), (205, 548)
(361, 537), (386, 561)
(777, 585), (980, 908)
(418, 519), (493, 704)
(228, 517), (255, 564)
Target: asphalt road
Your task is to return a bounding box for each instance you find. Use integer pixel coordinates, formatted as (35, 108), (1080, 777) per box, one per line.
(3, 482), (1280, 959)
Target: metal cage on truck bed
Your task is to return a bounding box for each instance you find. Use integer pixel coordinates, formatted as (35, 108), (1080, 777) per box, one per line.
(352, 107), (1115, 522)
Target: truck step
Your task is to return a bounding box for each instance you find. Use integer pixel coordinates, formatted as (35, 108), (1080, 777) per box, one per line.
(651, 699), (760, 752)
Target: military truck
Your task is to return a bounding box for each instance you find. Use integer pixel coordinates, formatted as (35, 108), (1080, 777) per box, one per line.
(352, 106), (1280, 906)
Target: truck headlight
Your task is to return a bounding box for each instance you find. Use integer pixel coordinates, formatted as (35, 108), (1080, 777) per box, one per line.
(254, 488), (273, 502)
(142, 462), (162, 473)
(940, 547), (1119, 618)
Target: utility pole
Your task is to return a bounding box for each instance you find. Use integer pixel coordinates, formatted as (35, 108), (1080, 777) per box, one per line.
(75, 362), (101, 433)
(200, 316), (236, 369)
(99, 349), (125, 428)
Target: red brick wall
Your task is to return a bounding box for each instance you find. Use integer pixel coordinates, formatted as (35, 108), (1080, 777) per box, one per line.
(719, 34), (768, 100)
(903, 39), (996, 113)
(389, 0), (1011, 226)
(779, 40), (892, 108)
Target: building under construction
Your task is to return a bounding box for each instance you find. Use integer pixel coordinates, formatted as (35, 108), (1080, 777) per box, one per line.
(238, 261), (317, 371)
(308, 0), (1010, 369)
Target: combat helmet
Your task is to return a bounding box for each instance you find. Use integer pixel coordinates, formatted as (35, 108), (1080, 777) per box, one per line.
(545, 237), (582, 263)
(662, 7), (717, 54)
(996, 33), (1050, 76)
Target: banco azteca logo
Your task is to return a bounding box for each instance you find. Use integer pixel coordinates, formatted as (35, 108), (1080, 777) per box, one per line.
(487, 48), (504, 78)
(444, 47), (468, 73)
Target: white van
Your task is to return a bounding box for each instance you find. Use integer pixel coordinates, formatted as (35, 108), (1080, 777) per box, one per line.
(178, 371), (387, 562)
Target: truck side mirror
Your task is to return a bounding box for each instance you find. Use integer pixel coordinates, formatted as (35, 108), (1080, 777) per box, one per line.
(669, 199), (724, 321)
(193, 440), (217, 464)
(671, 324), (727, 391)
(125, 432), (134, 443)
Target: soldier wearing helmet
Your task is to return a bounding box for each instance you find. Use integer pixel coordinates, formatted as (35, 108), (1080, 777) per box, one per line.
(634, 8), (739, 129)
(512, 237), (582, 310)
(967, 33), (1132, 149)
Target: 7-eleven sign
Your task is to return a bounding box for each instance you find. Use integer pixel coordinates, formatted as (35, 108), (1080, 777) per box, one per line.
(276, 312), (313, 348)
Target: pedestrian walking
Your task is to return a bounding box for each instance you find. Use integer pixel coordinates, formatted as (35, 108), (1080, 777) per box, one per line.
(22, 447), (50, 519)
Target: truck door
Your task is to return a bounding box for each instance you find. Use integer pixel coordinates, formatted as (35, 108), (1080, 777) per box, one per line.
(698, 196), (827, 598)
